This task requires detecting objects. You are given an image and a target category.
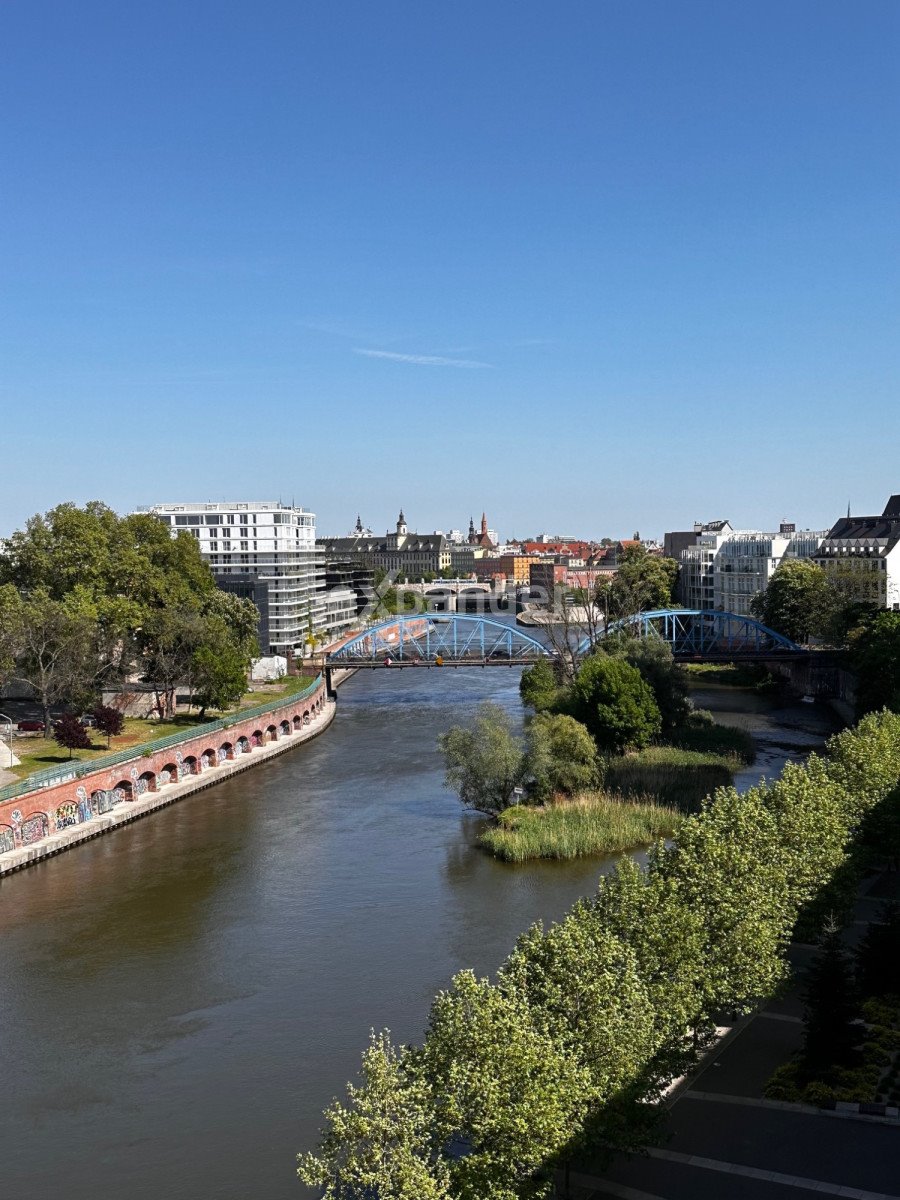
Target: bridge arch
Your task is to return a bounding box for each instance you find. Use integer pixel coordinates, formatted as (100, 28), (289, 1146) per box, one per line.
(579, 609), (804, 658)
(327, 614), (550, 665)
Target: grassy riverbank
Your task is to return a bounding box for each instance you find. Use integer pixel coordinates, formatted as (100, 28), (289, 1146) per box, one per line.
(601, 712), (755, 811)
(8, 675), (317, 779)
(479, 792), (681, 863)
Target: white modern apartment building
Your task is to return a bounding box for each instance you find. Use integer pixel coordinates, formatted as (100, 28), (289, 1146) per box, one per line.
(714, 529), (828, 615)
(813, 494), (900, 611)
(677, 521), (734, 610)
(142, 501), (328, 654)
(677, 521), (828, 615)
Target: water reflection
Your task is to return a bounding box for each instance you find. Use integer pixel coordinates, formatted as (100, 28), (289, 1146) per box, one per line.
(0, 666), (839, 1200)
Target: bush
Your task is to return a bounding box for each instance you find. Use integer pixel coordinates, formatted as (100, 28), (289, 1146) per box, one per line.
(568, 656), (661, 753)
(527, 713), (600, 801)
(802, 1080), (836, 1107)
(765, 1062), (801, 1102)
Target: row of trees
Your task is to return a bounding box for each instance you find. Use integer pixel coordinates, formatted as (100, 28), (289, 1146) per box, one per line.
(0, 503), (260, 725)
(299, 710), (900, 1199)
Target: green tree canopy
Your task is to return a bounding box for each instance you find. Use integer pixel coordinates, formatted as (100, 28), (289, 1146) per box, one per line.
(422, 970), (592, 1200)
(850, 611), (900, 715)
(297, 1033), (451, 1200)
(0, 502), (216, 621)
(519, 658), (562, 713)
(527, 713), (600, 800)
(568, 655), (661, 752)
(749, 559), (832, 644)
(608, 545), (678, 618)
(605, 636), (691, 733)
(438, 703), (528, 814)
(3, 588), (99, 728)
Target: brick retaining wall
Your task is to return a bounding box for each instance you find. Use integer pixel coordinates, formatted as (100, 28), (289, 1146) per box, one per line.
(0, 679), (329, 870)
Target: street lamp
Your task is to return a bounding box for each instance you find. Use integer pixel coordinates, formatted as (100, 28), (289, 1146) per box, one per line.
(0, 713), (13, 770)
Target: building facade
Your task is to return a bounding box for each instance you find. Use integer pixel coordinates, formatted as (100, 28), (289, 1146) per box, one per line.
(814, 495), (900, 611)
(675, 520), (828, 615)
(714, 529), (827, 615)
(142, 501), (325, 654)
(317, 512), (452, 578)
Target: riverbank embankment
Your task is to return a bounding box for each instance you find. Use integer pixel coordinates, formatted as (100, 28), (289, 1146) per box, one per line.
(0, 678), (332, 877)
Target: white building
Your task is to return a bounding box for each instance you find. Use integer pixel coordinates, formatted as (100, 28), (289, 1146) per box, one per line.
(814, 495), (900, 611)
(677, 521), (733, 610)
(714, 529), (828, 615)
(142, 501), (326, 654)
(677, 521), (828, 615)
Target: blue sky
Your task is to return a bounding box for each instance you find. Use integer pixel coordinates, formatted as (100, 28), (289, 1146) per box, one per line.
(2, 1), (897, 539)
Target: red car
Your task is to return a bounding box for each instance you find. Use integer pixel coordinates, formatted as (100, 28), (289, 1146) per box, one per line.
(17, 719), (46, 732)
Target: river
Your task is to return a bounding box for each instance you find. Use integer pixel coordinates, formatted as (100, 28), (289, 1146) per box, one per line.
(0, 667), (839, 1200)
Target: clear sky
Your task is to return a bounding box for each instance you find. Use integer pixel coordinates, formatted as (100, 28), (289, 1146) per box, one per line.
(2, 1), (897, 540)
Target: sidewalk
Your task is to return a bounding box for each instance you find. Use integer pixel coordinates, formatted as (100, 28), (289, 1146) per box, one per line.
(572, 869), (900, 1200)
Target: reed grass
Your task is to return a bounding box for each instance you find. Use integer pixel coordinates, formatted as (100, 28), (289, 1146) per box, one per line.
(605, 745), (738, 811)
(479, 791), (681, 863)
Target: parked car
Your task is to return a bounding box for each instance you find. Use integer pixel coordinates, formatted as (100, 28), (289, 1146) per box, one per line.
(17, 719), (45, 733)
(79, 714), (97, 727)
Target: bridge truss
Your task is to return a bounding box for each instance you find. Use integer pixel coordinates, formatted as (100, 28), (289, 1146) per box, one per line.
(591, 609), (805, 659)
(326, 615), (549, 666)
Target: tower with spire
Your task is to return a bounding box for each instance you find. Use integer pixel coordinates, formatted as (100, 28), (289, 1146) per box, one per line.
(397, 509), (407, 537)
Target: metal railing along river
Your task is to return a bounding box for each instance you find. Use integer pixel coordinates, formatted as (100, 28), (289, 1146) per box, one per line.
(0, 677), (322, 805)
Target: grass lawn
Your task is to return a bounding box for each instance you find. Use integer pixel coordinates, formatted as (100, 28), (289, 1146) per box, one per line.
(9, 674), (318, 779)
(479, 791), (681, 863)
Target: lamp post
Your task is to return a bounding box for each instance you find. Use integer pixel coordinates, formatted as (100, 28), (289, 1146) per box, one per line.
(0, 713), (13, 770)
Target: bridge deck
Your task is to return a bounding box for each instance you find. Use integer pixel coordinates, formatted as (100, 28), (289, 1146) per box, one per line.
(325, 657), (543, 669)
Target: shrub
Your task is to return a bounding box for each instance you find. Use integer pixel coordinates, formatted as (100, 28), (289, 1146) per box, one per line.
(568, 656), (661, 753)
(802, 1080), (836, 1107)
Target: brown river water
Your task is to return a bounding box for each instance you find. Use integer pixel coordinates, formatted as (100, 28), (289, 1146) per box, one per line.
(0, 666), (839, 1200)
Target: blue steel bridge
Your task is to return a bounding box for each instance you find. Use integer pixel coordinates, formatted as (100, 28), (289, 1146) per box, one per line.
(325, 610), (805, 672)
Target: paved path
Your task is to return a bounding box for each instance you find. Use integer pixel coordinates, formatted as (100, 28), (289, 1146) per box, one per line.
(573, 868), (900, 1200)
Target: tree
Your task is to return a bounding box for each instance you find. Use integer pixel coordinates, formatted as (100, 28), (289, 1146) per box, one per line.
(201, 590), (259, 659)
(139, 608), (205, 719)
(422, 970), (592, 1200)
(297, 1033), (451, 1200)
(439, 703), (528, 815)
(92, 704), (125, 748)
(850, 611), (900, 715)
(191, 634), (248, 718)
(568, 656), (661, 753)
(855, 901), (900, 999)
(527, 713), (600, 800)
(52, 713), (92, 759)
(519, 658), (562, 713)
(606, 636), (690, 733)
(608, 545), (678, 618)
(749, 559), (832, 644)
(6, 589), (97, 730)
(801, 920), (861, 1079)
